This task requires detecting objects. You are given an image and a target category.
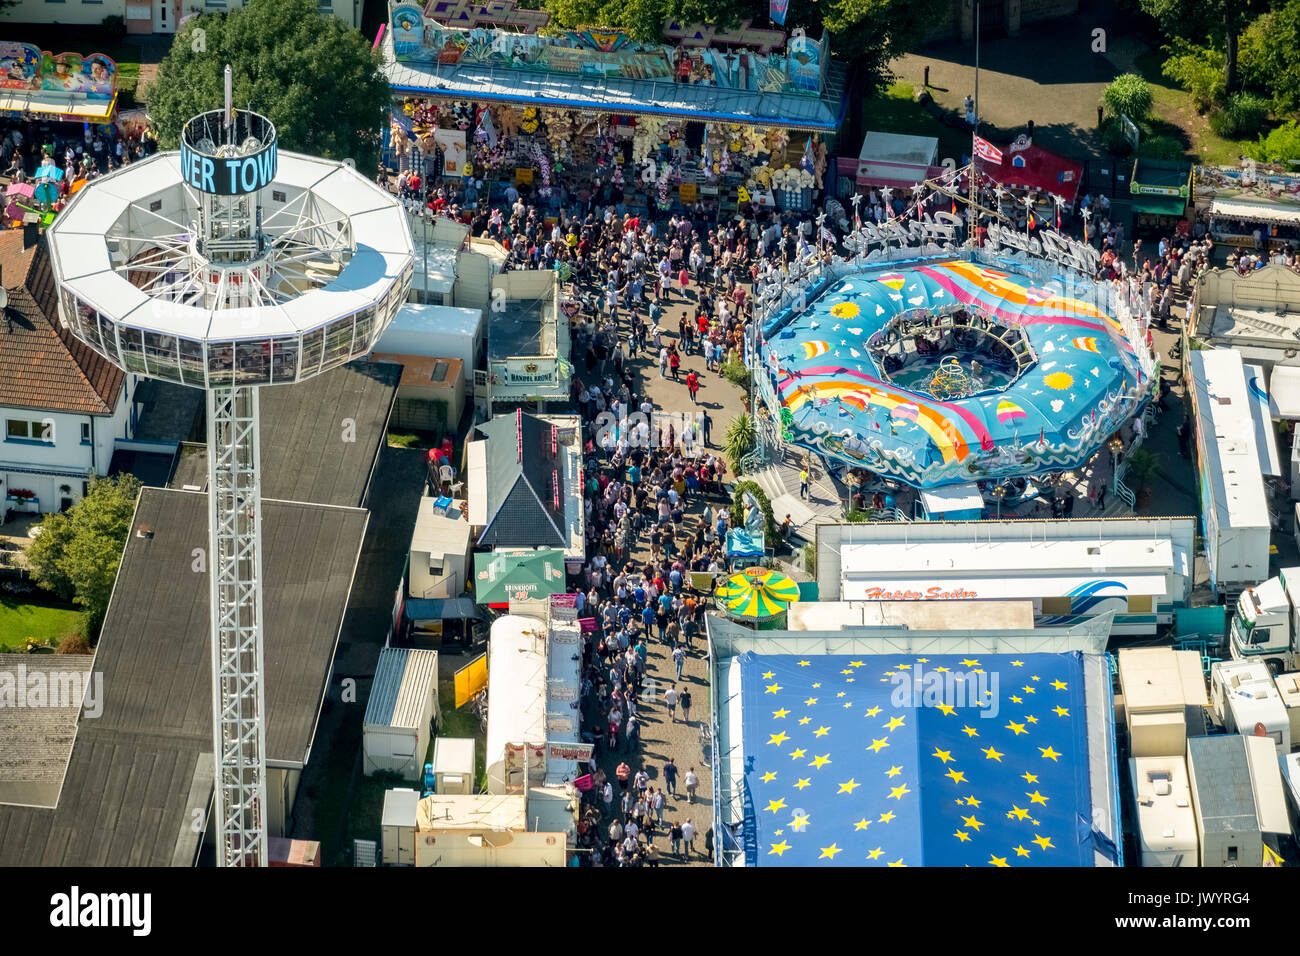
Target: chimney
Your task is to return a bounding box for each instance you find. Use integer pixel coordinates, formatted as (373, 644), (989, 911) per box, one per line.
(22, 222), (38, 250)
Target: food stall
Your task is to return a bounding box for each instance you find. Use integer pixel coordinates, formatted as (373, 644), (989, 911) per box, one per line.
(1193, 163), (1300, 250)
(1129, 157), (1191, 235)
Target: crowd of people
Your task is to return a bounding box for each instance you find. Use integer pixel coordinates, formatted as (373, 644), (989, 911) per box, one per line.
(1, 115), (158, 208)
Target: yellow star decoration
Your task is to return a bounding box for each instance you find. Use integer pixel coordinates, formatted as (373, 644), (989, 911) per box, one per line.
(878, 811), (897, 824)
(797, 660), (811, 667)
(886, 765), (903, 778)
(850, 660), (865, 668)
(1022, 771), (1039, 784)
(1053, 706), (1070, 718)
(769, 840), (791, 856)
(1014, 845), (1031, 858)
(804, 697), (818, 706)
(945, 768), (968, 784)
(866, 847), (884, 860)
(1039, 746), (1061, 762)
(1033, 834), (1055, 851)
(819, 843), (842, 860)
(888, 783), (911, 800)
(766, 682), (782, 694)
(865, 706), (882, 717)
(809, 754), (832, 770)
(1031, 675), (1041, 682)
(768, 731), (790, 746)
(772, 708), (790, 719)
(790, 748), (807, 760)
(1025, 714), (1039, 724)
(1005, 720), (1028, 735)
(840, 669), (853, 675)
(1007, 805), (1030, 821)
(936, 703), (956, 716)
(963, 795), (981, 807)
(982, 746), (1004, 761)
(836, 692), (846, 699)
(896, 663), (912, 670)
(812, 683), (821, 689)
(954, 830), (972, 842)
(1051, 679), (1068, 691)
(846, 678), (856, 684)
(961, 725), (979, 738)
(934, 666), (949, 673)
(838, 779), (861, 794)
(989, 855), (1010, 867)
(887, 859), (907, 867)
(798, 717), (813, 725)
(794, 777), (812, 790)
(760, 771), (777, 783)
(843, 701), (853, 708)
(1011, 660), (1024, 667)
(867, 737), (890, 753)
(933, 748), (954, 763)
(813, 725), (831, 737)
(1022, 685), (1036, 694)
(1010, 695), (1023, 704)
(962, 815), (984, 831)
(854, 818), (871, 830)
(916, 658), (929, 663)
(765, 798), (787, 813)
(790, 812), (811, 831)
(762, 671), (775, 680)
(960, 658), (980, 668)
(884, 715), (906, 731)
(1027, 790), (1049, 805)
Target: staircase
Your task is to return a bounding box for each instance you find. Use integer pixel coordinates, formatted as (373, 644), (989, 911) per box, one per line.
(743, 445), (847, 542)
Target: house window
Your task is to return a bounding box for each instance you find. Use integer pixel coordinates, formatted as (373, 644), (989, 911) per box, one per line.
(6, 419), (53, 443)
(1127, 595), (1153, 613)
(1040, 596), (1071, 616)
(81, 422), (92, 445)
(1227, 846), (1238, 862)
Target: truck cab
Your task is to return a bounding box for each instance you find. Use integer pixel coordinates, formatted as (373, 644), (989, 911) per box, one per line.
(1230, 567), (1300, 674)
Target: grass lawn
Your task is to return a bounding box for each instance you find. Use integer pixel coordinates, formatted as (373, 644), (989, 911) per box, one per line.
(1134, 49), (1255, 165)
(436, 676), (488, 791)
(864, 81), (973, 165)
(0, 598), (87, 652)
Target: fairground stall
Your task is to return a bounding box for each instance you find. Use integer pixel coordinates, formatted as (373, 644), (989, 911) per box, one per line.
(0, 41), (123, 227)
(972, 135), (1083, 232)
(1128, 157), (1191, 237)
(1193, 163), (1300, 250)
(380, 2), (848, 219)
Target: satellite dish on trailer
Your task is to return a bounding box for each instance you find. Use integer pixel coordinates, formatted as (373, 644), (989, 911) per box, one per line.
(343, 157), (356, 169)
(0, 288), (8, 312)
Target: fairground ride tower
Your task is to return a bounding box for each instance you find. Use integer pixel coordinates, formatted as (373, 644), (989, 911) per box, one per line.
(45, 70), (414, 865)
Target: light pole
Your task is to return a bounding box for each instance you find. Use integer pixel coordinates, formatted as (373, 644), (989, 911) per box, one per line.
(990, 482), (1006, 519)
(846, 471), (861, 517)
(1109, 436), (1124, 495)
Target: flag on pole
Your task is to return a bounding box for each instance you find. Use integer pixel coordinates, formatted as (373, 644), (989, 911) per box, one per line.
(770, 0), (789, 25)
(972, 136), (1003, 164)
(1263, 844), (1283, 867)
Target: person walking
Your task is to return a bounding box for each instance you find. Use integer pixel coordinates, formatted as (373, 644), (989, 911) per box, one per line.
(663, 757), (679, 796)
(680, 687), (693, 724)
(659, 346), (668, 378)
(686, 369), (700, 404)
(670, 820), (683, 856)
(799, 466), (810, 499)
(664, 683), (679, 722)
(669, 347), (681, 381)
(685, 766), (699, 804)
(625, 715), (640, 752)
(646, 841), (661, 867)
(705, 825), (715, 862)
(682, 818), (697, 856)
(702, 408), (712, 447)
(616, 760), (631, 792)
(602, 781), (614, 814)
(672, 644), (686, 680)
(652, 787), (666, 825)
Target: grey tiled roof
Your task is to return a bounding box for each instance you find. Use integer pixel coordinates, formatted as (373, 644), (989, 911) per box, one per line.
(476, 411), (568, 548)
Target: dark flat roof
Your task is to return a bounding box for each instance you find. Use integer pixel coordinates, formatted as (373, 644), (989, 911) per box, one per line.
(165, 361), (401, 508)
(0, 654), (94, 809)
(0, 487), (368, 866)
(109, 448), (178, 489)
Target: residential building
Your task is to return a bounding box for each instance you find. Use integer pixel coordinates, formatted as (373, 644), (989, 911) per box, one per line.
(0, 0), (360, 34)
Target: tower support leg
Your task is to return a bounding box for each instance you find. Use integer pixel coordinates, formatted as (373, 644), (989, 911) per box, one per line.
(206, 385), (269, 867)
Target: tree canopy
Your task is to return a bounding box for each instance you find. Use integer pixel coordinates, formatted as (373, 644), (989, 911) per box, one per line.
(146, 0), (390, 172)
(27, 474), (142, 639)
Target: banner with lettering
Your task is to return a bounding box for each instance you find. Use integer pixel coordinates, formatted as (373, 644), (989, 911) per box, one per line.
(770, 0), (789, 26)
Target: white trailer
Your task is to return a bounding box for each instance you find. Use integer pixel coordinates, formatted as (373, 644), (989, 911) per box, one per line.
(381, 788), (420, 866)
(364, 648), (440, 780)
(1129, 756), (1198, 867)
(1210, 659), (1291, 755)
(1117, 647), (1209, 758)
(1186, 734), (1291, 866)
(432, 737), (476, 795)
(1188, 350), (1273, 596)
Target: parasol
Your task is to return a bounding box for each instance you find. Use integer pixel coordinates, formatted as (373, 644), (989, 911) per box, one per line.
(69, 178), (88, 195)
(34, 165), (64, 182)
(33, 181), (58, 204)
(6, 182), (35, 199)
(715, 566), (802, 620)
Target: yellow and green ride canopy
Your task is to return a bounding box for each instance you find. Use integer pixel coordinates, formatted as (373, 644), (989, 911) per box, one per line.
(716, 567), (802, 619)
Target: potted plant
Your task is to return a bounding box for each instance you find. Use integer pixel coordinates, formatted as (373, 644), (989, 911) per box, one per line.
(1125, 447), (1161, 508)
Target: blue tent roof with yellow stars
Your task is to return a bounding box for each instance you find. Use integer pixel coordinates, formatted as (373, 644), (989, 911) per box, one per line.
(739, 651), (1101, 867)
